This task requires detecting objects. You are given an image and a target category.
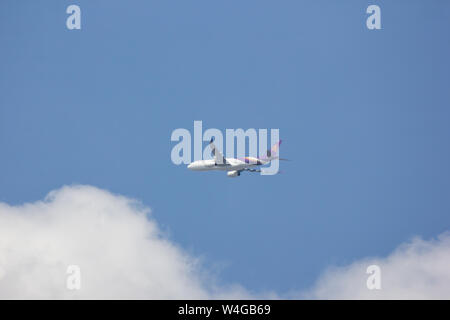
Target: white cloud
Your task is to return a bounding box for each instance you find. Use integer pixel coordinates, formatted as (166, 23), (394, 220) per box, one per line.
(304, 232), (450, 299)
(0, 185), (252, 299)
(1, 184), (450, 299)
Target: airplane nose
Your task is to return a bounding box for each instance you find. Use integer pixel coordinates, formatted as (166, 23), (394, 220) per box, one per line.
(187, 163), (194, 170)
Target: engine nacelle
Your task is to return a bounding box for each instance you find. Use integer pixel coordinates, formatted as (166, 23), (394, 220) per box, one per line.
(227, 170), (240, 177)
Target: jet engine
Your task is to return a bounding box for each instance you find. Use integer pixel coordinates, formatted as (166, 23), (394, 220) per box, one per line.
(227, 170), (240, 177)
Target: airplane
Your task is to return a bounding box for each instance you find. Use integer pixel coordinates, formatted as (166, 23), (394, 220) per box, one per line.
(187, 138), (287, 177)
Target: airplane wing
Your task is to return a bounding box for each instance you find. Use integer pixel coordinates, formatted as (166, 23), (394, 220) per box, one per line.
(209, 137), (227, 165)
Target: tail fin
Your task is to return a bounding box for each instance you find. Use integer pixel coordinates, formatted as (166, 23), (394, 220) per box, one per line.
(260, 140), (283, 161)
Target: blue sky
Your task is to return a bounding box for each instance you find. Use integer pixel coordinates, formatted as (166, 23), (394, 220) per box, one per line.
(1, 0), (450, 294)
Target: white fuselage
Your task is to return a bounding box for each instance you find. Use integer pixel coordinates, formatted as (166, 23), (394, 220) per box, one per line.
(187, 158), (260, 172)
